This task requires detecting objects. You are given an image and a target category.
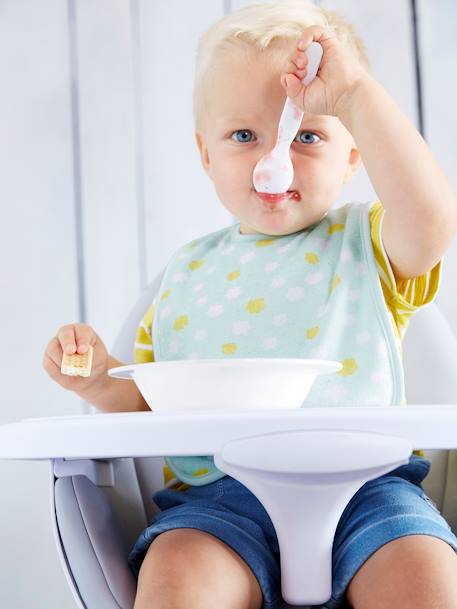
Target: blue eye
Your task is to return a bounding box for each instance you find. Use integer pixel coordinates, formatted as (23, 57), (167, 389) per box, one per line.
(295, 131), (321, 144)
(231, 129), (255, 143)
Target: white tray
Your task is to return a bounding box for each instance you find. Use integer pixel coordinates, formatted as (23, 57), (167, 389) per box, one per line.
(0, 404), (456, 460)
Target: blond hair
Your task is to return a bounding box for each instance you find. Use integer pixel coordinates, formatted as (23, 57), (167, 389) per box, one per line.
(193, 0), (369, 133)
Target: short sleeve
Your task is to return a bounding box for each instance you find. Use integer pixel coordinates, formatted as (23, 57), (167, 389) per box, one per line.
(369, 201), (443, 340)
(134, 301), (155, 363)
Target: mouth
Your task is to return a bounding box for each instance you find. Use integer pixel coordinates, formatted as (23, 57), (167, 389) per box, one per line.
(256, 190), (301, 204)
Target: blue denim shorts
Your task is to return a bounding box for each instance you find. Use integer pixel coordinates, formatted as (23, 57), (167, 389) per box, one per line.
(128, 456), (457, 608)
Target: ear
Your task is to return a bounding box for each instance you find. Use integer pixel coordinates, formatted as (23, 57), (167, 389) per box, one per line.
(195, 131), (211, 176)
(343, 146), (362, 183)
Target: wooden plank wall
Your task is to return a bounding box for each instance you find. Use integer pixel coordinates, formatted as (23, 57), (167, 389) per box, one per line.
(0, 1), (455, 606)
(0, 1), (84, 607)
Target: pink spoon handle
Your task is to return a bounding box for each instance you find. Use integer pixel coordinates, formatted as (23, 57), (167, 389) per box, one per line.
(253, 42), (323, 194)
(301, 40), (324, 86)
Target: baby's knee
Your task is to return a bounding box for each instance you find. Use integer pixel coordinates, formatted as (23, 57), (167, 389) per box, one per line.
(134, 528), (262, 609)
(347, 535), (457, 609)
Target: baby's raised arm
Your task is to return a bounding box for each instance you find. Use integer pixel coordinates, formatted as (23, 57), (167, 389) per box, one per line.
(42, 323), (150, 413)
(282, 26), (457, 280)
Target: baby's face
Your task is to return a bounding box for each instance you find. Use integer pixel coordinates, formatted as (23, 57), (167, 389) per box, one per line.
(196, 43), (361, 236)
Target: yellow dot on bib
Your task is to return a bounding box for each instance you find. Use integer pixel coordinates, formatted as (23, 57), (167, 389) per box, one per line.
(173, 315), (188, 331)
(227, 270), (240, 281)
(192, 468), (210, 477)
(222, 343), (237, 355)
(304, 252), (320, 264)
(246, 298), (266, 314)
(255, 239), (275, 247)
(338, 358), (357, 376)
(188, 259), (204, 271)
(329, 274), (341, 294)
(161, 289), (171, 301)
(327, 223), (345, 234)
(306, 326), (320, 339)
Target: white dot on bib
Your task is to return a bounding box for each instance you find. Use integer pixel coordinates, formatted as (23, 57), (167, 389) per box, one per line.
(160, 305), (171, 320)
(356, 331), (371, 344)
(222, 245), (236, 256)
(272, 313), (288, 326)
(265, 262), (279, 273)
(272, 276), (285, 288)
(208, 304), (224, 317)
(356, 262), (368, 277)
(314, 237), (331, 251)
(232, 320), (250, 335)
(225, 286), (242, 300)
(316, 304), (329, 319)
(278, 243), (292, 254)
(310, 344), (330, 359)
(172, 272), (188, 284)
(263, 337), (278, 349)
(287, 287), (305, 302)
(305, 272), (324, 285)
(240, 252), (256, 264)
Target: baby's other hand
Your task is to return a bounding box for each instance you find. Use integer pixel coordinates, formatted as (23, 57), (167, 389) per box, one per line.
(280, 25), (368, 117)
(42, 323), (109, 397)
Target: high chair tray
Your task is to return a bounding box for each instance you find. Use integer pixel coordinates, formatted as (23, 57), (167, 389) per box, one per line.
(1, 405), (457, 605)
(0, 404), (456, 460)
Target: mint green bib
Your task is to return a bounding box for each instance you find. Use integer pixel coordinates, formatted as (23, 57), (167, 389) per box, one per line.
(152, 202), (405, 486)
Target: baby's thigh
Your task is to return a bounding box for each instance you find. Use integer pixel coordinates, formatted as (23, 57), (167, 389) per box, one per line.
(134, 528), (263, 609)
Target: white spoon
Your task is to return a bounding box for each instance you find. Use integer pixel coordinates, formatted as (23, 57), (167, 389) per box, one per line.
(253, 41), (323, 195)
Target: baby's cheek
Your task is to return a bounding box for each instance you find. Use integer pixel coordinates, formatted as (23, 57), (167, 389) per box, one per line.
(214, 155), (256, 194)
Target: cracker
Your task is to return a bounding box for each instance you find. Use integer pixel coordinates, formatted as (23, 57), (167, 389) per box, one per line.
(61, 345), (93, 377)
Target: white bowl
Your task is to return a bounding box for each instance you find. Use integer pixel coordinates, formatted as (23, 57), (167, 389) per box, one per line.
(108, 358), (342, 412)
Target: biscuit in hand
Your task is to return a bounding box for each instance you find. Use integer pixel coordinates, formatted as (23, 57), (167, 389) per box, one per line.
(61, 345), (93, 377)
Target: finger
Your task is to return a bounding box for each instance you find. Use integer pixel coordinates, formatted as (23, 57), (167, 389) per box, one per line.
(44, 336), (64, 368)
(73, 324), (97, 354)
(282, 73), (303, 100)
(293, 49), (308, 69)
(281, 68), (307, 93)
(57, 325), (79, 354)
(43, 343), (73, 384)
(293, 67), (308, 80)
(297, 25), (333, 51)
(42, 349), (62, 377)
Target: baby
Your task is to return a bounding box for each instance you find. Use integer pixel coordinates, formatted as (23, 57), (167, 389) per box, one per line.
(43, 1), (457, 608)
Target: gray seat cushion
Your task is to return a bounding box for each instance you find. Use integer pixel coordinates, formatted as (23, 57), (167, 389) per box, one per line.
(55, 475), (136, 609)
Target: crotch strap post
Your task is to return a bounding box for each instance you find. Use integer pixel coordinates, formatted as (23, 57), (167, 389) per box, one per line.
(214, 429), (412, 605)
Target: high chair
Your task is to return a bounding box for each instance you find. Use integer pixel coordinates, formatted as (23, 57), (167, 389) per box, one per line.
(1, 270), (457, 609)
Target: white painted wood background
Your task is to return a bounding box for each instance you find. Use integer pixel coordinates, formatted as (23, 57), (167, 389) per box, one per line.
(0, 1), (455, 606)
